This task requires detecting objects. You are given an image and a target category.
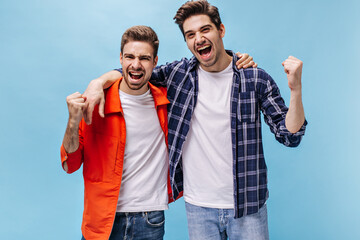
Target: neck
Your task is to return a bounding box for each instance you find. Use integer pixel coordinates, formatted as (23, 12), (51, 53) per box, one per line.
(119, 80), (149, 95)
(200, 49), (232, 72)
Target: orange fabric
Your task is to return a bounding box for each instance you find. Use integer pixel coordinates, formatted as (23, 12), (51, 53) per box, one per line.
(60, 78), (171, 240)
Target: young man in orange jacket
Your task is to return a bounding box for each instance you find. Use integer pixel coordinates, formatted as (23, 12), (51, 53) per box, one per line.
(61, 26), (172, 240)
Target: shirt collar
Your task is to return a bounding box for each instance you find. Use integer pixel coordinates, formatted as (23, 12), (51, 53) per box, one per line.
(227, 50), (242, 73)
(188, 55), (199, 71)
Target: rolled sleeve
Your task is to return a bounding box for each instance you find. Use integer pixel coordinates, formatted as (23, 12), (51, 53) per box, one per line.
(60, 122), (84, 173)
(60, 144), (83, 173)
(276, 119), (308, 147)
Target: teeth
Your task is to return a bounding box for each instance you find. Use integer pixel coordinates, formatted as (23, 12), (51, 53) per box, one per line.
(197, 45), (210, 51)
(130, 72), (142, 75)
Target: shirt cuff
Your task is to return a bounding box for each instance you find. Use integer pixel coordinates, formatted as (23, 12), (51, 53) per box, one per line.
(60, 144), (82, 173)
(278, 119), (308, 137)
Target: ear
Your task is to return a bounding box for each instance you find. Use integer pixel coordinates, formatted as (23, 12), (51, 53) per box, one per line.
(154, 56), (158, 66)
(219, 23), (225, 38)
(120, 53), (123, 65)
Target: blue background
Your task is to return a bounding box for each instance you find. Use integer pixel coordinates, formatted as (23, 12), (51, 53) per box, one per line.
(1, 0), (359, 239)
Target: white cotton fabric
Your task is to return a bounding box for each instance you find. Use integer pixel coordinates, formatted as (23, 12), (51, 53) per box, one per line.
(116, 89), (168, 212)
(182, 62), (234, 209)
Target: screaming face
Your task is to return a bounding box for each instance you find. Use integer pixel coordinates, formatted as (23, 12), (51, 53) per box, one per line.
(183, 14), (230, 72)
(120, 41), (158, 95)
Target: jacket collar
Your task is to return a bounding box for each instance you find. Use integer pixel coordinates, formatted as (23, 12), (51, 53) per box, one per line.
(148, 82), (170, 108)
(104, 78), (122, 114)
(104, 78), (169, 115)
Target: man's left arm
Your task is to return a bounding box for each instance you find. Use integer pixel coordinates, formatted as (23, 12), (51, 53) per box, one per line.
(259, 56), (306, 147)
(282, 56), (305, 133)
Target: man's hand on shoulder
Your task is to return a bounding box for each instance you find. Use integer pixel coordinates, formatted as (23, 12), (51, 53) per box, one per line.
(82, 79), (106, 125)
(235, 52), (258, 69)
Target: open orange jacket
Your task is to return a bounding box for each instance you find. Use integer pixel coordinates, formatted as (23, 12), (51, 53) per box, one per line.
(60, 79), (173, 240)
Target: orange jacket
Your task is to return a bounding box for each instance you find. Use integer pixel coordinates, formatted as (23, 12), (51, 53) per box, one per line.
(60, 79), (172, 240)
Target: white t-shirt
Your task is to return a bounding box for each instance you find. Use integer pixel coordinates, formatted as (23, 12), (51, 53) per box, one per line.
(116, 89), (169, 212)
(182, 62), (234, 209)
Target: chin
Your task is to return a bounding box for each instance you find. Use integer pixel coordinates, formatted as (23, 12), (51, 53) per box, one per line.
(200, 59), (216, 68)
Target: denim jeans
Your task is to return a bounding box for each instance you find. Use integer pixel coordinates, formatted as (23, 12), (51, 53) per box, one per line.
(185, 202), (269, 240)
(81, 211), (165, 240)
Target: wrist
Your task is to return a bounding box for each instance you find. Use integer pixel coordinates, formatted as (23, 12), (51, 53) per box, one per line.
(67, 117), (81, 129)
(290, 85), (302, 95)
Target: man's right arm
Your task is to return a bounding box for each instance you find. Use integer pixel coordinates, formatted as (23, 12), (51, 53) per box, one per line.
(61, 92), (86, 173)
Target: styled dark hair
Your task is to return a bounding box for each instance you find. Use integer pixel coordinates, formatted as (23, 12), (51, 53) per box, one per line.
(120, 25), (159, 57)
(173, 0), (222, 37)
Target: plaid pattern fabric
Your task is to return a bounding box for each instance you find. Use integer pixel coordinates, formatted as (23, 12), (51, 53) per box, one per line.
(140, 51), (306, 218)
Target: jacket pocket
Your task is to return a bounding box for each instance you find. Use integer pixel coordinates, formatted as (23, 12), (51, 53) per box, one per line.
(83, 132), (119, 182)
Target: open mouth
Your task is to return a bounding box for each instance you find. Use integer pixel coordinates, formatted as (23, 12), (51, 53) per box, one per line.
(129, 71), (144, 80)
(197, 45), (212, 57)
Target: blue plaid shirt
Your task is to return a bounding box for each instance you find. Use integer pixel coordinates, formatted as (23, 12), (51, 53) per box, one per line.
(118, 51), (307, 218)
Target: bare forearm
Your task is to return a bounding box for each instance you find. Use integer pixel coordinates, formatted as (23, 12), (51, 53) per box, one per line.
(62, 119), (80, 154)
(82, 71), (121, 124)
(285, 89), (305, 133)
(98, 70), (122, 89)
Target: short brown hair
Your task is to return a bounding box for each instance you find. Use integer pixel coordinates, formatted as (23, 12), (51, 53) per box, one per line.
(120, 25), (159, 57)
(173, 0), (222, 37)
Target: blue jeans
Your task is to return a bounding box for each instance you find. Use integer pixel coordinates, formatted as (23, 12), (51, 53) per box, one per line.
(82, 211), (165, 240)
(185, 202), (269, 240)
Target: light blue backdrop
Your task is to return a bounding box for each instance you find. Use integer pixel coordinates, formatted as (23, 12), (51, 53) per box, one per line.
(1, 0), (359, 239)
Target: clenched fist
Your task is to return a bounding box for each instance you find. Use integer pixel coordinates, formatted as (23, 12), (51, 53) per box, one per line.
(282, 56), (303, 92)
(66, 92), (87, 126)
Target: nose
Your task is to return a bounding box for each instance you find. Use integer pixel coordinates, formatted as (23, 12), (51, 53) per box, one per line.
(132, 58), (141, 69)
(195, 32), (205, 45)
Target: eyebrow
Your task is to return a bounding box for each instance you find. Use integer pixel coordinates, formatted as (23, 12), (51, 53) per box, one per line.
(184, 24), (213, 36)
(123, 53), (152, 59)
(140, 55), (152, 60)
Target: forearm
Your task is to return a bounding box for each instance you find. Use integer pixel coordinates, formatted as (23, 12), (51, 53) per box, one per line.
(97, 70), (122, 89)
(62, 119), (80, 154)
(285, 89), (305, 133)
(150, 60), (185, 86)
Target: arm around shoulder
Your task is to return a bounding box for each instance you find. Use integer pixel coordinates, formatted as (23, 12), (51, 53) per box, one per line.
(82, 70), (122, 124)
(150, 58), (189, 86)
